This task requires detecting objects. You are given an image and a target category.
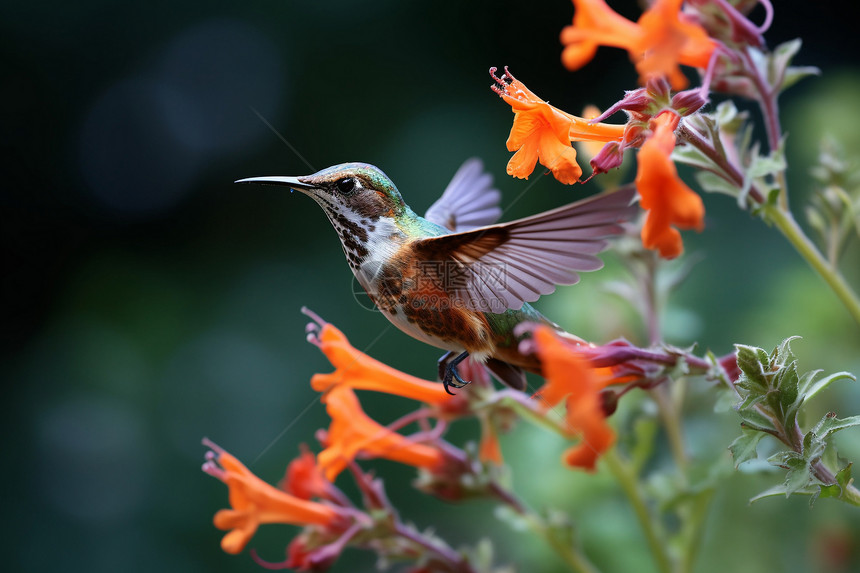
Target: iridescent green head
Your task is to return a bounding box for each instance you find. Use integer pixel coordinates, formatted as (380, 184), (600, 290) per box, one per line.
(237, 163), (407, 221)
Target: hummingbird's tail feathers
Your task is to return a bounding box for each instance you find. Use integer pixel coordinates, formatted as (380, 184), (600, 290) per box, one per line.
(425, 158), (503, 232)
(553, 328), (590, 346)
(410, 186), (638, 313)
(485, 358), (528, 391)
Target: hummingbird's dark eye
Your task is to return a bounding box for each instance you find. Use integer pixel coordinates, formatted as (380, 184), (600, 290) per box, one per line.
(336, 177), (356, 195)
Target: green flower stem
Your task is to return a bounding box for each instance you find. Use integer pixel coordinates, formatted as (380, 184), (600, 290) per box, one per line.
(677, 123), (765, 204)
(678, 489), (716, 573)
(651, 385), (688, 476)
(842, 487), (860, 506)
(741, 47), (790, 211)
(490, 482), (601, 573)
(522, 514), (601, 573)
(500, 394), (575, 439)
(603, 449), (674, 573)
(680, 122), (860, 326)
(765, 206), (860, 326)
(504, 397), (673, 572)
(393, 522), (477, 573)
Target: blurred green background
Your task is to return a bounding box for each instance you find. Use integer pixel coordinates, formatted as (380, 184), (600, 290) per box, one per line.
(3, 1), (860, 572)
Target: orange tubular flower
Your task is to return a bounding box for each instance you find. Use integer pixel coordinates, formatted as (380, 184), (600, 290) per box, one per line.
(561, 0), (718, 89)
(493, 69), (625, 184)
(478, 413), (503, 465)
(202, 440), (341, 555)
(283, 445), (330, 501)
(318, 386), (448, 481)
(635, 112), (704, 258)
(310, 323), (455, 407)
(532, 326), (615, 472)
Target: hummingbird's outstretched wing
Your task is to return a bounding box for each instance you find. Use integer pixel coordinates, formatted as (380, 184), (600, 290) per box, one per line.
(424, 158), (502, 232)
(410, 186), (638, 313)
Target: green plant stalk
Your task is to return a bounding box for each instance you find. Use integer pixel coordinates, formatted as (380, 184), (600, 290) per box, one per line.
(679, 124), (860, 326)
(505, 398), (673, 573)
(765, 206), (860, 325)
(678, 489), (716, 573)
(841, 486), (860, 506)
(651, 383), (688, 478)
(488, 481), (601, 573)
(603, 449), (674, 573)
(502, 395), (576, 439)
(522, 513), (601, 573)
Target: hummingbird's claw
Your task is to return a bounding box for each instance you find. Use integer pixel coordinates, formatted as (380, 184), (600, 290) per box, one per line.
(439, 350), (471, 395)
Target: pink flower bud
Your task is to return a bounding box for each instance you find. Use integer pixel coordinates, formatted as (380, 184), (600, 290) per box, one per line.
(671, 88), (708, 115)
(590, 141), (625, 174)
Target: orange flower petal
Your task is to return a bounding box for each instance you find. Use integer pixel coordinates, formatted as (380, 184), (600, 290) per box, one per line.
(561, 40), (599, 72)
(538, 129), (582, 185)
(532, 326), (615, 472)
(562, 0), (717, 89)
(204, 443), (339, 555)
(506, 109), (544, 151)
(283, 446), (330, 501)
(561, 0), (642, 72)
(636, 0), (718, 89)
(496, 73), (624, 183)
(478, 414), (503, 465)
(506, 137), (540, 180)
(561, 396), (616, 471)
(311, 323), (453, 406)
(635, 113), (705, 258)
(318, 386), (447, 481)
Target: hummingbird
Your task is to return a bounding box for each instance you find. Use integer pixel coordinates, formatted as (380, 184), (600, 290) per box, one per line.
(237, 159), (636, 394)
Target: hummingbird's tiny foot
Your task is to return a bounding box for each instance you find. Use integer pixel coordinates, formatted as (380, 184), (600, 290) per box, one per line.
(439, 350), (471, 394)
(450, 367), (470, 388)
(441, 367), (470, 395)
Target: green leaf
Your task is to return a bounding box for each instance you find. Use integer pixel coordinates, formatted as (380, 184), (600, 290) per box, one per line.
(811, 464), (853, 506)
(748, 148), (787, 180)
(738, 408), (777, 433)
(769, 39), (818, 93)
(775, 360), (799, 401)
(767, 450), (805, 468)
(801, 430), (826, 464)
(775, 360), (801, 428)
(493, 505), (529, 532)
(713, 386), (738, 413)
(799, 370), (855, 402)
(729, 428), (765, 468)
(749, 484), (818, 504)
(749, 484), (791, 503)
(811, 413), (860, 440)
(773, 336), (800, 368)
(836, 463), (853, 490)
(695, 171), (740, 197)
(781, 66), (821, 92)
(673, 144), (719, 173)
(785, 462), (814, 495)
(735, 344), (770, 389)
(713, 100), (741, 129)
(770, 39), (802, 81)
(814, 482), (842, 505)
(736, 391), (765, 412)
(768, 451), (814, 495)
(769, 39), (820, 92)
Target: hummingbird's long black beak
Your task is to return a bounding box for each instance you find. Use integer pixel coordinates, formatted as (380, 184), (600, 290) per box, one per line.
(234, 176), (317, 192)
